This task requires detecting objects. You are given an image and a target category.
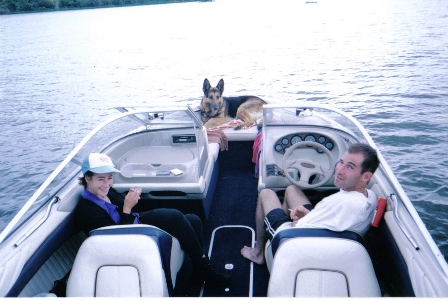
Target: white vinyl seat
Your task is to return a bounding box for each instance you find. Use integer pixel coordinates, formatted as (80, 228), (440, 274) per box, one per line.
(266, 228), (381, 297)
(66, 224), (184, 297)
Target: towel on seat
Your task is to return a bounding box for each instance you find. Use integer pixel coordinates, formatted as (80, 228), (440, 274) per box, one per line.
(207, 129), (228, 151)
(252, 130), (262, 177)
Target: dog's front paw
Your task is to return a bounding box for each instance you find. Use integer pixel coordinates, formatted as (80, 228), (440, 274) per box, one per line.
(204, 120), (217, 129)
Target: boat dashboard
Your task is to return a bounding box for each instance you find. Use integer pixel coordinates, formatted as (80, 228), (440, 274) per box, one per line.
(258, 128), (350, 191)
(272, 132), (335, 154)
(257, 106), (358, 191)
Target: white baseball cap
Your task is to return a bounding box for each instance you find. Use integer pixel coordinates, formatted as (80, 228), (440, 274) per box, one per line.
(82, 153), (121, 175)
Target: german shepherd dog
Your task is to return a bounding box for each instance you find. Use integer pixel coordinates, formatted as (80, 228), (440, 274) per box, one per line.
(200, 78), (266, 129)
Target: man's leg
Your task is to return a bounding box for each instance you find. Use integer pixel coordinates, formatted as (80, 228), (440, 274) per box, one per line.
(282, 185), (312, 213)
(241, 189), (282, 265)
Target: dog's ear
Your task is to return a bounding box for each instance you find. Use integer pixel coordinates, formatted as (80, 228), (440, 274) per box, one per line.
(203, 78), (211, 95)
(217, 78), (224, 95)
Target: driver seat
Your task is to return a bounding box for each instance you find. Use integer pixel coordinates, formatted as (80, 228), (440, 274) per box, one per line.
(266, 228), (381, 297)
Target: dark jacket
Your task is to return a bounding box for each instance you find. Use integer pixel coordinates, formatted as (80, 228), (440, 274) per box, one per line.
(73, 188), (136, 235)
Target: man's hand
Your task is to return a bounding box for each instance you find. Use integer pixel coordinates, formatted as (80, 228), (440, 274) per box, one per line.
(290, 205), (310, 226)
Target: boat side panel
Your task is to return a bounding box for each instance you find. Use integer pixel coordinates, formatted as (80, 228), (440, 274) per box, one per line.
(6, 213), (84, 297)
(365, 222), (415, 296)
(382, 212), (448, 296)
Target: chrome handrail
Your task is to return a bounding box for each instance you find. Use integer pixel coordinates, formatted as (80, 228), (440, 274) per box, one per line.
(390, 193), (419, 250)
(14, 196), (60, 247)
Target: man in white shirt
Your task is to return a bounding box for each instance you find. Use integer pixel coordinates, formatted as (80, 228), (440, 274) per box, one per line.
(241, 143), (380, 265)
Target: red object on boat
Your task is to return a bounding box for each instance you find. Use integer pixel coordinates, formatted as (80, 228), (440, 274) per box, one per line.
(371, 197), (387, 227)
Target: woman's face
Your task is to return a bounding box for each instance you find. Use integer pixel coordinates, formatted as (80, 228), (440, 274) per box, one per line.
(85, 172), (114, 199)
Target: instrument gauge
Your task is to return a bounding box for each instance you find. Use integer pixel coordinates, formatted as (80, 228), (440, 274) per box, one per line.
(275, 144), (283, 152)
(305, 135), (316, 142)
(317, 148), (324, 153)
(291, 135), (302, 144)
(282, 138), (289, 145)
(318, 136), (326, 144)
(325, 142), (334, 150)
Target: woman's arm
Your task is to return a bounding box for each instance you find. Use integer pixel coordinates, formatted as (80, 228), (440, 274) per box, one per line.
(74, 198), (116, 234)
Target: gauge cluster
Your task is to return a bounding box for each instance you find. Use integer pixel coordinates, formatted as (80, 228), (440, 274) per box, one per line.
(274, 133), (334, 154)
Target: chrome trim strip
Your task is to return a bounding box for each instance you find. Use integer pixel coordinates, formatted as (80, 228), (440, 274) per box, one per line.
(14, 196), (60, 247)
(187, 104), (203, 127)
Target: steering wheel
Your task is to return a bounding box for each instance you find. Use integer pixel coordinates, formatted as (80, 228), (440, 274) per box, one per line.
(282, 141), (335, 189)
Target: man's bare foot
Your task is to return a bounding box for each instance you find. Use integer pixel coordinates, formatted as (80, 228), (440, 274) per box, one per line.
(241, 245), (265, 265)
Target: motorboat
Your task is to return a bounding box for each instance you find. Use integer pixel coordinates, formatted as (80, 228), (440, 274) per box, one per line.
(0, 102), (447, 297)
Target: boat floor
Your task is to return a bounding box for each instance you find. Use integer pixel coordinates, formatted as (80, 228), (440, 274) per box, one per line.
(169, 141), (269, 297)
(202, 142), (268, 297)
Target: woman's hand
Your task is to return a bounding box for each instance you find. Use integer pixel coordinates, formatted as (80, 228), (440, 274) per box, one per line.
(123, 188), (142, 214)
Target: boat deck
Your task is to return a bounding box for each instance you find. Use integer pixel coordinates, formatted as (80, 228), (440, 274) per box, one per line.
(203, 140), (269, 296)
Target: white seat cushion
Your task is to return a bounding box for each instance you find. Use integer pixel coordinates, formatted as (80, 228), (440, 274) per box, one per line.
(295, 269), (348, 297)
(66, 224), (185, 297)
(96, 266), (141, 297)
(267, 237), (381, 297)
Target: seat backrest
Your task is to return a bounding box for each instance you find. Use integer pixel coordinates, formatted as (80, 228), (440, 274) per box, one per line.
(66, 225), (184, 297)
(267, 229), (381, 297)
(270, 228), (364, 256)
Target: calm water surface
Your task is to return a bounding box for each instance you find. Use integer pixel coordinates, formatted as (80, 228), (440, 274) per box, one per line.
(1, 0), (447, 260)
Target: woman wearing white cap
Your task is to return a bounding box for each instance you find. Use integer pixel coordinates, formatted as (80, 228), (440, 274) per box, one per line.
(74, 153), (232, 291)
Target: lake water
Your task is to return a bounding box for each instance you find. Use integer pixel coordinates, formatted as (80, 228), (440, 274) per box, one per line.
(0, 0), (447, 261)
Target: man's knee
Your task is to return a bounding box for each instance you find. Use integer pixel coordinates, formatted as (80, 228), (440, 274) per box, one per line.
(259, 189), (282, 211)
(285, 185), (300, 194)
(285, 185), (310, 205)
(259, 189), (278, 202)
(285, 185), (305, 198)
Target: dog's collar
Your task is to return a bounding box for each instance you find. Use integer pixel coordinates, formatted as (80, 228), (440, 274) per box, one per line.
(201, 104), (224, 118)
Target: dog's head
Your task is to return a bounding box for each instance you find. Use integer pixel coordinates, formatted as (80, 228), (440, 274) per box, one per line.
(201, 78), (225, 120)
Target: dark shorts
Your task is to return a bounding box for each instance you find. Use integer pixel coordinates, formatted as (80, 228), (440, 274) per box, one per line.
(264, 204), (314, 241)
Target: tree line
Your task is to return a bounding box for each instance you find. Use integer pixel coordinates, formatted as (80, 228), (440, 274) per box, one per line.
(0, 0), (209, 14)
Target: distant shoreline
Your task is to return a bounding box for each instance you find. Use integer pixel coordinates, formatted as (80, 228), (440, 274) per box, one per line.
(0, 0), (210, 15)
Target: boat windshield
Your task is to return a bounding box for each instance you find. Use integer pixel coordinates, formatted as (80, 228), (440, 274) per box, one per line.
(263, 104), (373, 144)
(0, 105), (203, 244)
